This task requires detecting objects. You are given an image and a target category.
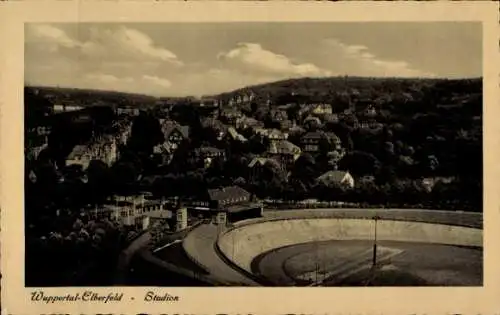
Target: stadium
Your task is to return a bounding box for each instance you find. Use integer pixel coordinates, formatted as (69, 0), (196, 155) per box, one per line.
(131, 208), (482, 286)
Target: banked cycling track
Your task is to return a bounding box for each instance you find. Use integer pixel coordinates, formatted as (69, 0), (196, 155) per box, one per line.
(178, 209), (482, 286)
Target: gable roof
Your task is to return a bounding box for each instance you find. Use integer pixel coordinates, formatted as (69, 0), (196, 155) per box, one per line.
(248, 157), (269, 168)
(304, 115), (322, 124)
(197, 146), (223, 155)
(301, 131), (326, 140)
(162, 121), (189, 139)
(268, 140), (301, 155)
(207, 186), (250, 202)
(67, 145), (89, 159)
(325, 132), (341, 143)
(227, 127), (247, 142)
(317, 170), (351, 184)
(268, 129), (287, 138)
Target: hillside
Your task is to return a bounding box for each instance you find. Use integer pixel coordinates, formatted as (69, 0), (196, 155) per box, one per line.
(26, 86), (162, 109)
(215, 76), (482, 107)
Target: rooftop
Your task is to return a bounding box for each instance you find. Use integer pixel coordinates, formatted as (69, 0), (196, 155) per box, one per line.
(317, 170), (351, 184)
(207, 186), (250, 202)
(268, 140), (301, 155)
(67, 145), (89, 159)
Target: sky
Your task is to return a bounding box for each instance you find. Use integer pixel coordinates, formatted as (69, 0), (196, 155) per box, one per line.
(25, 22), (482, 97)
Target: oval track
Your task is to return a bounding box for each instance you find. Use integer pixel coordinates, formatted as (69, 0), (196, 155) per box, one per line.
(252, 240), (482, 286)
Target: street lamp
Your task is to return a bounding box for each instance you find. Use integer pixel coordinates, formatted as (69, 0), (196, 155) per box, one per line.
(372, 215), (380, 267)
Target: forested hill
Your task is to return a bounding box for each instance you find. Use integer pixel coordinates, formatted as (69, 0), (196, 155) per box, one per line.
(215, 76), (482, 107)
(26, 86), (162, 108)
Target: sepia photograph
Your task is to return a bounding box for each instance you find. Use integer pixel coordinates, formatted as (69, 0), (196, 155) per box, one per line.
(23, 21), (484, 288)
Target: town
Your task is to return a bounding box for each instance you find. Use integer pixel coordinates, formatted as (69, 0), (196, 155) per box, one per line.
(24, 76), (482, 286)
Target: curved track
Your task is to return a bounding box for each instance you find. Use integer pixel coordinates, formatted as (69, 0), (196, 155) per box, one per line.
(172, 209), (483, 286)
(252, 240), (482, 286)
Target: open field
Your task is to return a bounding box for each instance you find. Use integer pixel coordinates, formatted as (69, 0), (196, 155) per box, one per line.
(253, 240), (482, 286)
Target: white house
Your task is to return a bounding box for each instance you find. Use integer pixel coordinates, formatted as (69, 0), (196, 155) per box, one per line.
(317, 170), (355, 189)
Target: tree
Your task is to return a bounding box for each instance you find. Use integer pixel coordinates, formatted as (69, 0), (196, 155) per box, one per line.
(338, 151), (381, 177)
(128, 112), (164, 155)
(314, 177), (349, 202)
(87, 160), (112, 205)
(111, 160), (140, 194)
(291, 153), (318, 188)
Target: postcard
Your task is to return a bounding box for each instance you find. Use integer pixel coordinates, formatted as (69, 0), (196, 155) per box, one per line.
(1, 1), (499, 314)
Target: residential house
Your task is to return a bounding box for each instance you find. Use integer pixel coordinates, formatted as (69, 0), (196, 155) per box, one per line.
(326, 150), (345, 169)
(300, 131), (326, 154)
(242, 91), (256, 103)
(199, 97), (219, 108)
(226, 127), (247, 143)
(268, 109), (293, 130)
(116, 107), (140, 116)
(229, 92), (255, 106)
(201, 118), (229, 141)
(235, 116), (263, 131)
(267, 140), (302, 170)
(279, 119), (294, 131)
(101, 195), (172, 229)
(253, 128), (288, 142)
(303, 115), (322, 129)
(325, 132), (342, 151)
(194, 146), (226, 168)
(359, 120), (383, 131)
(53, 104), (84, 113)
(269, 108), (288, 123)
(248, 157), (273, 181)
(288, 125), (306, 137)
(267, 129), (288, 142)
(117, 123), (132, 145)
(26, 141), (48, 161)
(26, 129), (49, 161)
(66, 145), (93, 169)
(311, 103), (333, 115)
(66, 136), (118, 170)
(276, 104), (294, 111)
(297, 105), (313, 121)
(363, 105), (377, 118)
(323, 113), (340, 125)
(27, 125), (51, 137)
(160, 120), (190, 150)
(110, 119), (132, 145)
(421, 177), (455, 193)
(152, 141), (176, 164)
(316, 170), (355, 189)
(220, 108), (243, 125)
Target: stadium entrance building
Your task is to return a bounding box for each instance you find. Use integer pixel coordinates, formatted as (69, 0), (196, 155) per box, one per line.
(186, 186), (263, 224)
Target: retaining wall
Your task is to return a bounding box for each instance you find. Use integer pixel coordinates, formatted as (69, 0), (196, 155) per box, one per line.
(217, 217), (482, 274)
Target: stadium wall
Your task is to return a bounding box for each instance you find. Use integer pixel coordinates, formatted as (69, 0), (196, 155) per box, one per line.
(216, 217), (482, 274)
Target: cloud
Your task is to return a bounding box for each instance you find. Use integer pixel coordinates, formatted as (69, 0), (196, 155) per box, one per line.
(77, 72), (173, 95)
(217, 43), (331, 78)
(26, 24), (180, 95)
(82, 26), (183, 66)
(28, 24), (80, 49)
(323, 39), (435, 78)
(27, 24), (183, 66)
(85, 73), (134, 84)
(142, 75), (172, 88)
